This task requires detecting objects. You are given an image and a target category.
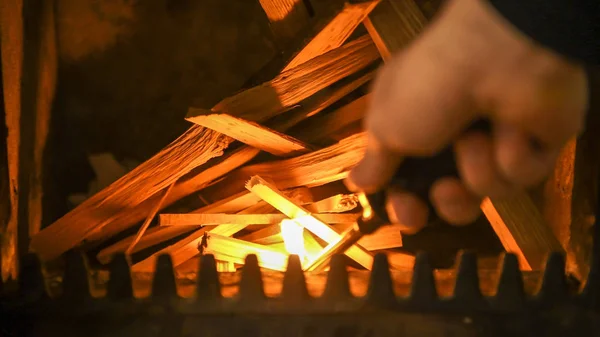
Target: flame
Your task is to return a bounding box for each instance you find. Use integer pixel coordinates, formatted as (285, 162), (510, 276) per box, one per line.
(280, 219), (307, 262)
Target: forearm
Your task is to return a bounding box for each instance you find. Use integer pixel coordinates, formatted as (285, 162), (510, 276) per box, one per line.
(487, 0), (599, 64)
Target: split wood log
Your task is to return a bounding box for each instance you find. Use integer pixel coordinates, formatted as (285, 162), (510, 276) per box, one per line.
(284, 0), (380, 71)
(185, 112), (313, 156)
(481, 196), (565, 271)
(31, 36), (379, 261)
(159, 213), (359, 226)
(0, 0), (57, 286)
(246, 175), (375, 269)
(0, 0), (24, 284)
(269, 70), (374, 132)
(30, 127), (230, 262)
(201, 35), (379, 124)
(203, 132), (367, 202)
(363, 0), (427, 60)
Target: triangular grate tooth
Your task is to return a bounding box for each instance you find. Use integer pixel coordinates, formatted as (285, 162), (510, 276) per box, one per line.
(239, 254), (265, 302)
(366, 253), (396, 307)
(453, 251), (484, 308)
(281, 255), (310, 302)
(61, 250), (91, 302)
(106, 253), (133, 300)
(408, 252), (438, 306)
(537, 252), (567, 305)
(322, 254), (351, 300)
(196, 254), (221, 302)
(18, 253), (46, 299)
(151, 254), (178, 299)
(493, 253), (525, 310)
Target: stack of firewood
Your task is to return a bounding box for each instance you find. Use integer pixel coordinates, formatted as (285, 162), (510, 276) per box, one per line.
(28, 0), (564, 277)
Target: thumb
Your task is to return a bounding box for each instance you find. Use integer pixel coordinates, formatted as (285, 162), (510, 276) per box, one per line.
(347, 134), (402, 193)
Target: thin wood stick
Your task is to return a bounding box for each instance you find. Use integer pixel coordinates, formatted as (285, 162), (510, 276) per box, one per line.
(159, 213), (359, 226)
(131, 192), (311, 272)
(246, 176), (374, 269)
(125, 182), (175, 257)
(204, 233), (290, 271)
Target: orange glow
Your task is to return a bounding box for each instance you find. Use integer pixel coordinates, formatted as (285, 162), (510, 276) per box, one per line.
(280, 219), (307, 264)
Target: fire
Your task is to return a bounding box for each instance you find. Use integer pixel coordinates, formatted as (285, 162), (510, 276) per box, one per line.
(280, 219), (307, 263)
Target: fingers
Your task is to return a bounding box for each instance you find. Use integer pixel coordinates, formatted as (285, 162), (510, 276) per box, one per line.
(454, 131), (514, 198)
(429, 177), (482, 225)
(494, 122), (560, 187)
(385, 189), (429, 234)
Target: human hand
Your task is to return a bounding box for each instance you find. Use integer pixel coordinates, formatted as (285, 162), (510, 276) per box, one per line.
(346, 0), (588, 233)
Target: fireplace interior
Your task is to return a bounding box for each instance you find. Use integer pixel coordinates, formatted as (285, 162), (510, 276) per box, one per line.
(1, 0), (600, 335)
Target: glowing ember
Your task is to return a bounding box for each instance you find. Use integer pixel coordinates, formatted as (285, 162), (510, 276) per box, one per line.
(280, 219), (307, 262)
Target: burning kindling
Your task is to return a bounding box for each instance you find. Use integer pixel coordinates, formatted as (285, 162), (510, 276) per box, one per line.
(24, 0), (566, 299)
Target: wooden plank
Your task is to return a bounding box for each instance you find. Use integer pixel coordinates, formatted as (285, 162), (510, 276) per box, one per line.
(0, 0), (23, 284)
(31, 36), (378, 261)
(246, 176), (374, 269)
(284, 1), (380, 71)
(185, 112), (313, 156)
(481, 196), (565, 271)
(363, 0), (427, 60)
(159, 213), (359, 226)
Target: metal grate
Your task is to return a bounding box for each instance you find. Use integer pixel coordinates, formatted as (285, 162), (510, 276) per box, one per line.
(1, 244), (600, 336)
